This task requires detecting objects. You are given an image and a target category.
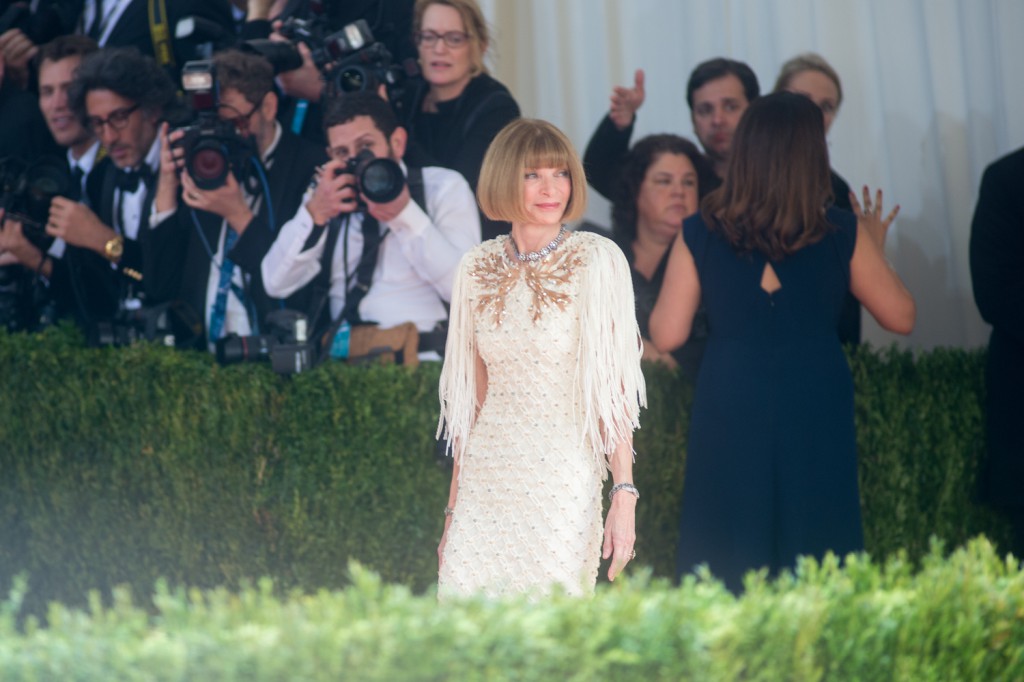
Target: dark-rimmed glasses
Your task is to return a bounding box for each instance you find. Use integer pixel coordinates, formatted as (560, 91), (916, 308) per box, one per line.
(218, 100), (261, 134)
(86, 103), (141, 134)
(414, 30), (470, 48)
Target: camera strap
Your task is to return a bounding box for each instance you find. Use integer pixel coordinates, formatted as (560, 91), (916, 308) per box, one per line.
(147, 0), (175, 73)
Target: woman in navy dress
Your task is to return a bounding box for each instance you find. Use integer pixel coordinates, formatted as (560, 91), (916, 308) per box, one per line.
(650, 92), (915, 592)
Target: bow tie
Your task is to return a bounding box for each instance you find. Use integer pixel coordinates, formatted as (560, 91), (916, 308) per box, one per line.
(116, 165), (152, 193)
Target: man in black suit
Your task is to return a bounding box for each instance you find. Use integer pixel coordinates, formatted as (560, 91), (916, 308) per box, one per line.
(970, 146), (1024, 558)
(79, 0), (234, 80)
(48, 46), (176, 329)
(147, 48), (325, 349)
(0, 35), (98, 330)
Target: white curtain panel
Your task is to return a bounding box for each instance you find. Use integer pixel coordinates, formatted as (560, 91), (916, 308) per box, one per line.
(475, 0), (1023, 350)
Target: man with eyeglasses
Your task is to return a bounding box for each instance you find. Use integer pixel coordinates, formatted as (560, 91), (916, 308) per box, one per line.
(48, 46), (177, 327)
(145, 48), (325, 350)
(261, 90), (479, 358)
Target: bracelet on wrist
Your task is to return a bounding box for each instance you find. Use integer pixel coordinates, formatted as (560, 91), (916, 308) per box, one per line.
(608, 482), (639, 502)
(443, 506), (455, 517)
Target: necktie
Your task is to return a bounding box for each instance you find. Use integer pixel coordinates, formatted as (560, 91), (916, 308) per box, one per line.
(69, 166), (85, 201)
(88, 0), (106, 40)
(208, 228), (239, 344)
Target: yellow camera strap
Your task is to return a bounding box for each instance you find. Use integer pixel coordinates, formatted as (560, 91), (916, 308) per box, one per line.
(147, 0), (175, 72)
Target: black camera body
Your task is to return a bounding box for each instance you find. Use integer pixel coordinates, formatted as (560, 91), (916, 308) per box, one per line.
(172, 60), (256, 191)
(271, 14), (410, 100)
(335, 148), (405, 207)
(88, 301), (201, 348)
(215, 309), (315, 375)
(0, 155), (73, 247)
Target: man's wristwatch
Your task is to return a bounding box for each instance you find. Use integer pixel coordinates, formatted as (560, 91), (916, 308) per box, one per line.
(104, 235), (124, 263)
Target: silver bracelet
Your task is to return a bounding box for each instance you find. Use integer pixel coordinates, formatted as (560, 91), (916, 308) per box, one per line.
(608, 482), (639, 502)
(444, 506), (455, 517)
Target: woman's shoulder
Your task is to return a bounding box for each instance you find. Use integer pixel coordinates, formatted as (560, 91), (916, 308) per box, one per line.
(569, 229), (631, 271)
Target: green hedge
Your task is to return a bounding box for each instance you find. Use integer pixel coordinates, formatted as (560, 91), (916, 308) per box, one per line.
(0, 326), (1010, 620)
(1, 539), (1021, 680)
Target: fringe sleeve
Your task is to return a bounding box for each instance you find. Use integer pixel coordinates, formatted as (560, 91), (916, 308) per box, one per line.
(575, 234), (648, 474)
(436, 249), (478, 463)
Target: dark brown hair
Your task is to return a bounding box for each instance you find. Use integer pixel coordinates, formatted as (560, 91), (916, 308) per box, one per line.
(214, 49), (274, 106)
(701, 91), (833, 259)
(611, 134), (717, 244)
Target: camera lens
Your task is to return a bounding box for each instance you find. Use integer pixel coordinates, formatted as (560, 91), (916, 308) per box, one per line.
(359, 159), (403, 203)
(187, 140), (230, 190)
(336, 66), (369, 92)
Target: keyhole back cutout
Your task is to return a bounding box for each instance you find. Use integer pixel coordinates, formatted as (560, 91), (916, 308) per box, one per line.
(760, 262), (782, 294)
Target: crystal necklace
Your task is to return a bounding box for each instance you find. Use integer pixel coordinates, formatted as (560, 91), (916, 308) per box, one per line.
(511, 226), (567, 263)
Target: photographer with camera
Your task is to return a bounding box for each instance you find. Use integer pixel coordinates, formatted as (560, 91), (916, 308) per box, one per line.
(147, 49), (326, 350)
(261, 90), (479, 360)
(52, 47), (178, 330)
(251, 0), (415, 145)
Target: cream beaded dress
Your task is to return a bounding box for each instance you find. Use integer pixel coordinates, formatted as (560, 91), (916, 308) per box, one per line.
(437, 230), (646, 600)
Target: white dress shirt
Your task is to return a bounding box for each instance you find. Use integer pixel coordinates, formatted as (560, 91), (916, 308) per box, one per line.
(262, 163), (480, 332)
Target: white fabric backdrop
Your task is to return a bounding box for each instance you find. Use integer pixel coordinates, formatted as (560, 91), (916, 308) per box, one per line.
(473, 0), (1024, 350)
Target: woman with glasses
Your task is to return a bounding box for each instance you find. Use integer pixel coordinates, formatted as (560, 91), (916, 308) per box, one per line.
(393, 0), (520, 241)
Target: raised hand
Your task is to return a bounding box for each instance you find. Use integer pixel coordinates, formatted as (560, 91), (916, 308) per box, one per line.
(609, 69), (645, 130)
(849, 185), (900, 248)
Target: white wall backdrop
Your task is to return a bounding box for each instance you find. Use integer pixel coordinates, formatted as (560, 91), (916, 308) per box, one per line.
(474, 0), (1024, 350)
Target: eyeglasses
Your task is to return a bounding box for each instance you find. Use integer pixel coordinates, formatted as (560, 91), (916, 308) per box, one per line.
(86, 103), (141, 133)
(414, 30), (470, 48)
(218, 101), (260, 134)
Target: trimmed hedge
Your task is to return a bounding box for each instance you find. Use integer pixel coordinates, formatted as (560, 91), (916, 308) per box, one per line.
(1, 539), (1022, 680)
(0, 326), (1011, 620)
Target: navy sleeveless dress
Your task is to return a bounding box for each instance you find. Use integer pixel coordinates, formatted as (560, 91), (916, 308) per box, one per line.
(676, 207), (864, 592)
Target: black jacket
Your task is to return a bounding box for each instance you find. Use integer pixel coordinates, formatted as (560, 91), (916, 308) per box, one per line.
(394, 73), (519, 241)
(970, 146), (1024, 507)
(144, 129), (326, 346)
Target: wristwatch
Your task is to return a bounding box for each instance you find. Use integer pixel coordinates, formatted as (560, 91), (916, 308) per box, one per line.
(104, 235), (124, 263)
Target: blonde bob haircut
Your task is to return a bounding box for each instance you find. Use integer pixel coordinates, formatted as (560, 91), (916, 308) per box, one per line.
(413, 0), (490, 78)
(477, 118), (587, 224)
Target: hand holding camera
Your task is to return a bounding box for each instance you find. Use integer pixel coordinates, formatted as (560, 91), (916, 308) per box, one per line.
(307, 149), (407, 225)
(307, 159), (359, 225)
(180, 168), (253, 234)
(0, 209), (41, 269)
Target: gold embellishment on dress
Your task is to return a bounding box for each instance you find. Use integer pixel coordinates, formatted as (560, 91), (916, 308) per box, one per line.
(471, 241), (583, 325)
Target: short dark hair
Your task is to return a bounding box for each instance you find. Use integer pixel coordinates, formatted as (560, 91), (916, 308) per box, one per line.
(701, 92), (833, 260)
(214, 49), (274, 106)
(322, 91), (400, 139)
(69, 47), (177, 123)
(37, 34), (99, 67)
(686, 58), (760, 110)
(611, 134), (717, 245)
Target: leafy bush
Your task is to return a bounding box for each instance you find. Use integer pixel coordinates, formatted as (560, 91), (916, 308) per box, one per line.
(0, 327), (1010, 621)
(0, 539), (1020, 681)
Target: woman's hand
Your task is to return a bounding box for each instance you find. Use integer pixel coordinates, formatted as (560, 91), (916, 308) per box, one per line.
(437, 513), (454, 573)
(849, 185), (900, 249)
(640, 337), (679, 369)
(602, 492), (637, 581)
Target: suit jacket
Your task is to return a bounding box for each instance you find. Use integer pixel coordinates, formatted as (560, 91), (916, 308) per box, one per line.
(53, 155), (156, 326)
(144, 129), (326, 346)
(96, 0), (233, 80)
(970, 146), (1024, 507)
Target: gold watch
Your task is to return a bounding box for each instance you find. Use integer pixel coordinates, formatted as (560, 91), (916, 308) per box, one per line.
(104, 235), (124, 263)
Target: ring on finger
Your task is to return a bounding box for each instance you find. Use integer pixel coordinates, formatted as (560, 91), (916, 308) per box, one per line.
(629, 549), (636, 559)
